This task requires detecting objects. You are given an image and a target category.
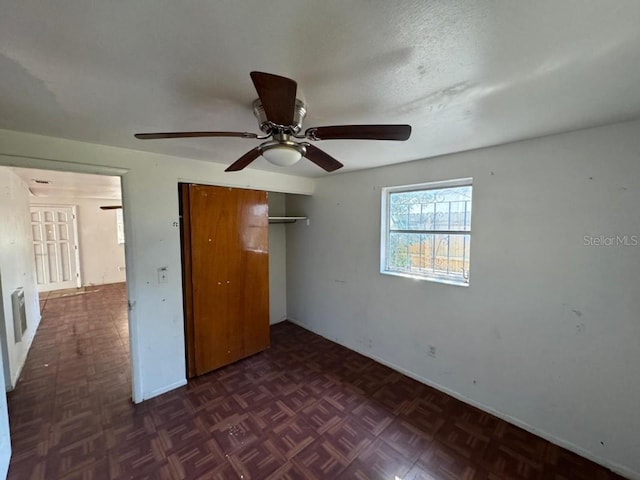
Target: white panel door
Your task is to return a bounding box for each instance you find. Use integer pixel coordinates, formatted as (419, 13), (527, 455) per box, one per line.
(30, 205), (81, 292)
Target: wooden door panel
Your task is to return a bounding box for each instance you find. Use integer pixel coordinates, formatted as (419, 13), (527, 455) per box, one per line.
(185, 184), (269, 376)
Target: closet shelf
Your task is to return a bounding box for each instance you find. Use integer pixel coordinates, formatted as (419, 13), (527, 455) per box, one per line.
(268, 216), (307, 224)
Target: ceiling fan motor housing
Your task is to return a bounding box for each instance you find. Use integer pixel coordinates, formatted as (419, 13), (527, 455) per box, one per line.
(252, 98), (306, 133)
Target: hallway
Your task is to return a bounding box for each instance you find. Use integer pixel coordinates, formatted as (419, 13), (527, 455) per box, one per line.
(7, 283), (129, 479)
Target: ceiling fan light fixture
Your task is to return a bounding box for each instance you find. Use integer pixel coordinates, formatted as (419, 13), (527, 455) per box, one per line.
(261, 144), (304, 167)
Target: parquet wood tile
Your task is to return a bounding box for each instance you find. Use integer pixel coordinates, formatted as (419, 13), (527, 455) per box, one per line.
(543, 443), (619, 480)
(227, 439), (287, 479)
(6, 283), (629, 479)
(267, 416), (318, 460)
(207, 411), (263, 455)
(418, 441), (490, 480)
(232, 384), (275, 411)
(337, 438), (414, 480)
(351, 401), (394, 437)
(321, 416), (375, 463)
(290, 437), (351, 479)
(263, 461), (312, 480)
(372, 376), (427, 415)
(319, 385), (364, 416)
(434, 420), (491, 461)
(164, 440), (228, 480)
(272, 386), (317, 413)
(378, 417), (433, 463)
(301, 399), (346, 435)
(250, 399), (296, 431)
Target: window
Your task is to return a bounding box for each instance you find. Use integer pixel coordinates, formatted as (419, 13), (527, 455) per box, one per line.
(381, 178), (472, 286)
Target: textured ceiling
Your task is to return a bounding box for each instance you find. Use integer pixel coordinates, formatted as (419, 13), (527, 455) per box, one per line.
(1, 1), (640, 177)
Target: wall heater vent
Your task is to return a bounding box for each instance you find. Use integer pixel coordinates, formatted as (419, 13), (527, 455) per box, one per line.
(11, 288), (27, 343)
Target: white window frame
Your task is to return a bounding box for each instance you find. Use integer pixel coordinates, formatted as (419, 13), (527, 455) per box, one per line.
(380, 177), (473, 286)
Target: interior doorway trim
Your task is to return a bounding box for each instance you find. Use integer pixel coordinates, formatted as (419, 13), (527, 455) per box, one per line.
(0, 153), (127, 177)
(0, 154), (142, 404)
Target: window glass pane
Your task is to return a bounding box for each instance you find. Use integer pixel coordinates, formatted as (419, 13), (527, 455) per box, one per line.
(464, 235), (471, 279)
(388, 232), (411, 270)
(433, 234), (450, 272)
(388, 233), (470, 281)
(388, 232), (435, 274)
(389, 186), (472, 232)
(389, 200), (408, 229)
(408, 203), (422, 229)
(447, 234), (467, 276)
(449, 199), (471, 230)
(434, 202), (449, 230)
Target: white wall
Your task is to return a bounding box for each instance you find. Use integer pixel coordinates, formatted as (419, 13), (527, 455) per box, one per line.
(268, 192), (287, 324)
(286, 120), (640, 479)
(0, 128), (314, 404)
(0, 167), (41, 391)
(30, 196), (126, 287)
(0, 167), (41, 476)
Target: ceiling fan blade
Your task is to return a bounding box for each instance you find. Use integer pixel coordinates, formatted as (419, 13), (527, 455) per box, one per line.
(250, 71), (297, 126)
(225, 147), (263, 172)
(134, 131), (258, 140)
(304, 144), (343, 172)
(100, 205), (122, 210)
(305, 124), (412, 141)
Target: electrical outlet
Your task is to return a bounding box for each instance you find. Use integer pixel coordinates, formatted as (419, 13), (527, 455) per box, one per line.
(158, 267), (168, 284)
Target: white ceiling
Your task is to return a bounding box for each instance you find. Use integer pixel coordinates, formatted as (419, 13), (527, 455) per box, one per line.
(11, 168), (122, 200)
(1, 1), (640, 177)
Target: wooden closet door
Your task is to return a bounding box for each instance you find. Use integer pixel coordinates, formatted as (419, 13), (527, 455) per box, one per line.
(182, 184), (269, 377)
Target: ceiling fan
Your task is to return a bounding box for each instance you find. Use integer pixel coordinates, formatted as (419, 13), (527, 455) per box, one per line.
(135, 72), (412, 172)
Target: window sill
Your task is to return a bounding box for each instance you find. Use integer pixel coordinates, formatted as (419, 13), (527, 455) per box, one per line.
(380, 269), (469, 287)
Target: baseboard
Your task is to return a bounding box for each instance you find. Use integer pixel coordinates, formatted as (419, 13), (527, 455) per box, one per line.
(271, 316), (289, 325)
(144, 379), (187, 401)
(8, 314), (41, 391)
(286, 319), (638, 480)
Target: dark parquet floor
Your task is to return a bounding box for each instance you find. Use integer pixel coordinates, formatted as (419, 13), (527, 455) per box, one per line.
(7, 283), (627, 479)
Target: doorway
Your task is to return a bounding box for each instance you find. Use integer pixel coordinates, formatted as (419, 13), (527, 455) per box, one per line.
(0, 161), (137, 475)
(1, 166), (130, 389)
